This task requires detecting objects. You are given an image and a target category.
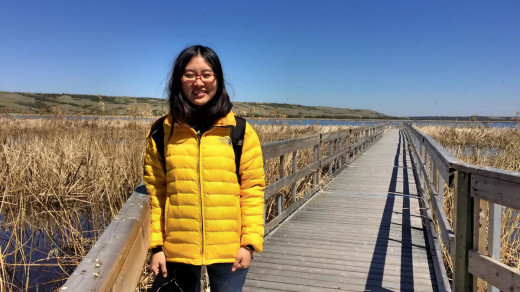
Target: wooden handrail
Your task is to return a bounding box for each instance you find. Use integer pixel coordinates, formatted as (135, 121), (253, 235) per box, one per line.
(62, 122), (390, 291)
(60, 184), (150, 291)
(402, 123), (520, 292)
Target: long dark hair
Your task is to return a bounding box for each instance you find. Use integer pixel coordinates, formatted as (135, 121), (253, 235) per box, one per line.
(167, 45), (232, 131)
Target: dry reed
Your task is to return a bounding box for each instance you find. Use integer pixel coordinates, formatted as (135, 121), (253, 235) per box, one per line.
(0, 116), (350, 291)
(417, 125), (520, 273)
(0, 117), (148, 290)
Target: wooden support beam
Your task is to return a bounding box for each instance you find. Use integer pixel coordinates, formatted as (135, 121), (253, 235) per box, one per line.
(453, 170), (474, 292)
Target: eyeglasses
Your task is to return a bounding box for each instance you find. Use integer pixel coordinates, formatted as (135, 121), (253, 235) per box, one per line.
(182, 72), (215, 82)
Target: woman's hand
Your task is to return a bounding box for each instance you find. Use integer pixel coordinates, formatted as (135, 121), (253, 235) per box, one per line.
(150, 251), (167, 277)
(232, 246), (253, 272)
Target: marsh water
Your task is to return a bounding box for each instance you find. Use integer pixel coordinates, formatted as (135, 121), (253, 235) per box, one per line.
(1, 211), (110, 291)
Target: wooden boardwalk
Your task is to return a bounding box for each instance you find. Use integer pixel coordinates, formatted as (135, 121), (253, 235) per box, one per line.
(244, 129), (437, 292)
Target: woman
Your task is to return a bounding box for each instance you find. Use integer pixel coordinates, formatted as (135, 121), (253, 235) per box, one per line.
(143, 45), (265, 292)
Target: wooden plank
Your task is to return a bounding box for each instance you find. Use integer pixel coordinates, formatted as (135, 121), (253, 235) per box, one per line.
(245, 278), (353, 292)
(421, 188), (453, 292)
(432, 194), (455, 256)
(255, 248), (431, 269)
(248, 266), (434, 288)
(468, 250), (520, 292)
(262, 135), (320, 160)
(291, 151), (297, 202)
(350, 126), (366, 135)
(264, 162), (319, 199)
(61, 187), (150, 291)
(262, 241), (432, 260)
(424, 141), (451, 184)
(473, 197), (487, 292)
(111, 216), (149, 291)
(320, 148), (349, 167)
(471, 174), (520, 209)
(246, 272), (427, 292)
(321, 130), (349, 143)
(457, 163), (520, 184)
(453, 170), (474, 292)
(262, 234), (427, 251)
(488, 202), (501, 292)
(251, 257), (433, 280)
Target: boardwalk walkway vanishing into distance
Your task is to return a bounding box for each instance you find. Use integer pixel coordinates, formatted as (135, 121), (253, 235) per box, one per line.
(244, 129), (438, 291)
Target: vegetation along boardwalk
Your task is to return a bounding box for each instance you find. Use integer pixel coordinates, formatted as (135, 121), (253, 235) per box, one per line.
(62, 123), (520, 291)
(244, 129), (437, 291)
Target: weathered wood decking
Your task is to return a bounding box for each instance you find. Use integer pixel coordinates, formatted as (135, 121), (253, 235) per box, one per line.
(244, 129), (437, 291)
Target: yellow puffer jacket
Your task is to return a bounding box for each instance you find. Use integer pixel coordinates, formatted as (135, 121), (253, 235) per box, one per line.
(143, 111), (265, 265)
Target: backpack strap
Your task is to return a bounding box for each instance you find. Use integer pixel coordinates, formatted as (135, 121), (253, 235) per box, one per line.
(148, 115), (168, 173)
(231, 116), (246, 183)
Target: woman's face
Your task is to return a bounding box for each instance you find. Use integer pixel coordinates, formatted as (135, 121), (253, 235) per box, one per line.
(181, 55), (218, 107)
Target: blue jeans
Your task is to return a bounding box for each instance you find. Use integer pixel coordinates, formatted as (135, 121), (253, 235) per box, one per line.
(152, 262), (249, 292)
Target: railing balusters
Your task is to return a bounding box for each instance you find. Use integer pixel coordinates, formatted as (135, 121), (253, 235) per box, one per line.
(487, 202), (501, 292)
(277, 155), (285, 215)
(402, 123), (520, 292)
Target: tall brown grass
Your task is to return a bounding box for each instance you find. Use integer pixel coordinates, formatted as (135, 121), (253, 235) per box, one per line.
(417, 125), (520, 273)
(0, 117), (147, 290)
(0, 116), (349, 291)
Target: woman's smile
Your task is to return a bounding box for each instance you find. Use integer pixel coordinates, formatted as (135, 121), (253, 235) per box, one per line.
(182, 55), (217, 107)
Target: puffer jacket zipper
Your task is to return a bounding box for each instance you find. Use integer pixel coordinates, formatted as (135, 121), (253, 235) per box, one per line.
(197, 125), (224, 264)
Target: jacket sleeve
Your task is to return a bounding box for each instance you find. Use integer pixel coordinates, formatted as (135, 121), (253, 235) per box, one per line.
(238, 122), (265, 252)
(143, 130), (167, 249)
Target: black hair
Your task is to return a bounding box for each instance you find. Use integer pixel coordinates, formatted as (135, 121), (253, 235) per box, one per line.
(167, 45), (232, 131)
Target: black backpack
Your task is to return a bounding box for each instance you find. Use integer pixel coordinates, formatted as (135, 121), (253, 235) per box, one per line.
(148, 115), (247, 181)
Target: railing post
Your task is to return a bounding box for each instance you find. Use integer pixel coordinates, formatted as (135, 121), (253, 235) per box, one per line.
(328, 140), (333, 176)
(313, 144), (318, 187)
(453, 170), (473, 292)
(334, 138), (341, 171)
(338, 137), (343, 168)
(315, 134), (322, 185)
(277, 155), (285, 215)
(473, 197), (487, 292)
(291, 151), (297, 203)
(433, 164), (439, 195)
(487, 202), (501, 292)
(345, 131), (350, 166)
(357, 132), (360, 155)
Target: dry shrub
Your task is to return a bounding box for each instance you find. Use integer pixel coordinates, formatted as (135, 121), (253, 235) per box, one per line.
(418, 125), (520, 272)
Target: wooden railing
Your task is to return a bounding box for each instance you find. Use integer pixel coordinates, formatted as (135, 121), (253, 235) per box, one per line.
(402, 123), (520, 292)
(61, 122), (389, 291)
(262, 123), (389, 233)
(60, 184), (151, 291)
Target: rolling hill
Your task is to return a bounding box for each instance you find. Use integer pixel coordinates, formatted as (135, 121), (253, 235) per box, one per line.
(0, 91), (391, 119)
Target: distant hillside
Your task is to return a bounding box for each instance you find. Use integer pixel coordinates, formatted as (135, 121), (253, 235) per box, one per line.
(0, 91), (391, 119)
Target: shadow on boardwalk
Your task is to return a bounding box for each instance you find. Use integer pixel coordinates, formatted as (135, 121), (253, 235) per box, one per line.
(244, 129), (437, 292)
(364, 132), (435, 291)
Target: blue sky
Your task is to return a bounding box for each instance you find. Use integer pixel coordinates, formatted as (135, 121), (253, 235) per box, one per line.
(1, 1), (519, 117)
